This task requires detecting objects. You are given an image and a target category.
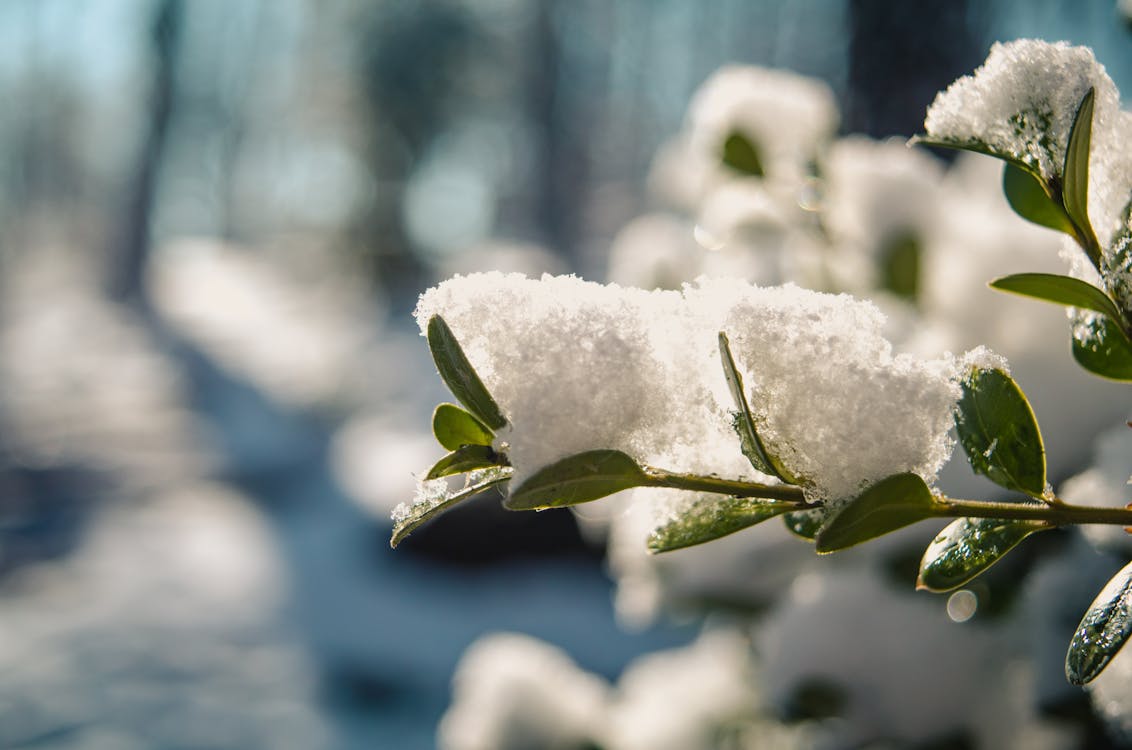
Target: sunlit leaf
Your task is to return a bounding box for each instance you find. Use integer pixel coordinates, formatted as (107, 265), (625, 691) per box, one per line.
(504, 450), (650, 510)
(390, 467), (512, 548)
(426, 315), (507, 430)
(647, 495), (797, 553)
(917, 517), (1049, 592)
(954, 367), (1047, 499)
(425, 444), (503, 480)
(1066, 560), (1132, 685)
(718, 332), (796, 483)
(990, 273), (1126, 323)
(1072, 311), (1132, 382)
(1002, 163), (1076, 235)
(1063, 87), (1102, 264)
(432, 403), (494, 451)
(721, 131), (765, 177)
(815, 473), (939, 553)
(782, 509), (825, 540)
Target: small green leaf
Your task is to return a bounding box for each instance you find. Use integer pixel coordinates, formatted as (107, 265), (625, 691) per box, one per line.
(718, 332), (796, 483)
(917, 517), (1049, 593)
(504, 450), (651, 510)
(426, 316), (507, 430)
(432, 403), (494, 451)
(425, 444), (503, 480)
(879, 231), (921, 304)
(1072, 311), (1132, 381)
(815, 473), (939, 553)
(1002, 163), (1076, 235)
(390, 467), (512, 548)
(990, 273), (1127, 324)
(647, 495), (797, 553)
(721, 131), (765, 177)
(1066, 560), (1132, 685)
(783, 509), (825, 540)
(1063, 87), (1103, 265)
(955, 367), (1047, 498)
(910, 135), (1016, 165)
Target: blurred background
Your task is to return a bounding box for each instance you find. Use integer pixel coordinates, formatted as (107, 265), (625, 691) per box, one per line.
(2, 1), (1132, 748)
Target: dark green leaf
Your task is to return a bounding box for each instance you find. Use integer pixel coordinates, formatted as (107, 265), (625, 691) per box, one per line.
(390, 467), (512, 548)
(1072, 311), (1132, 382)
(504, 450), (651, 510)
(647, 495), (797, 553)
(909, 135), (1016, 165)
(1002, 163), (1076, 235)
(718, 332), (796, 483)
(879, 231), (921, 304)
(1066, 561), (1132, 685)
(815, 473), (939, 553)
(425, 444), (502, 480)
(783, 508), (825, 540)
(917, 517), (1049, 593)
(432, 402), (494, 451)
(955, 367), (1047, 498)
(426, 316), (507, 430)
(990, 273), (1126, 323)
(1063, 87), (1103, 265)
(721, 131), (765, 177)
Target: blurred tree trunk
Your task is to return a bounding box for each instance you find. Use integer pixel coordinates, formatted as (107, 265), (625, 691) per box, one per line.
(108, 0), (182, 304)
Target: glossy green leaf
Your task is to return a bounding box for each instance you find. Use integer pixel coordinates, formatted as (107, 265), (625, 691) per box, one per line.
(718, 332), (796, 483)
(990, 273), (1126, 324)
(390, 467), (512, 548)
(425, 444), (503, 480)
(504, 450), (650, 510)
(1066, 560), (1132, 685)
(647, 495), (797, 553)
(426, 316), (507, 430)
(917, 517), (1049, 593)
(721, 131), (764, 177)
(783, 509), (825, 540)
(1063, 87), (1102, 263)
(954, 367), (1047, 498)
(909, 135), (1015, 164)
(814, 473), (939, 553)
(432, 403), (494, 451)
(1002, 163), (1076, 235)
(1072, 311), (1132, 382)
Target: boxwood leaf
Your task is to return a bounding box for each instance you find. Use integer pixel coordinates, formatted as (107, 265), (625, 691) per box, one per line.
(1066, 560), (1132, 685)
(718, 332), (797, 483)
(648, 495), (797, 553)
(390, 467), (512, 548)
(426, 315), (507, 430)
(917, 517), (1049, 593)
(1002, 163), (1076, 235)
(425, 444), (503, 480)
(1063, 87), (1103, 264)
(815, 473), (939, 553)
(954, 367), (1047, 498)
(721, 130), (765, 177)
(783, 508), (825, 540)
(432, 402), (494, 451)
(504, 450), (650, 510)
(1072, 311), (1132, 382)
(990, 273), (1126, 324)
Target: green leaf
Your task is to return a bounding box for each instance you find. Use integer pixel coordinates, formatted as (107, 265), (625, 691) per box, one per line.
(917, 517), (1049, 593)
(1002, 163), (1076, 235)
(425, 444), (503, 480)
(432, 402), (494, 451)
(504, 450), (651, 510)
(1063, 87), (1103, 265)
(814, 473), (939, 553)
(426, 316), (507, 430)
(718, 332), (796, 483)
(1066, 560), (1132, 685)
(879, 231), (921, 304)
(721, 131), (764, 177)
(990, 273), (1126, 324)
(390, 467), (512, 548)
(1072, 311), (1132, 381)
(954, 367), (1047, 499)
(647, 495), (797, 553)
(783, 509), (825, 540)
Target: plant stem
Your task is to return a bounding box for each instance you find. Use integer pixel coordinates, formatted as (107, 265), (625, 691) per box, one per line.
(643, 467), (810, 503)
